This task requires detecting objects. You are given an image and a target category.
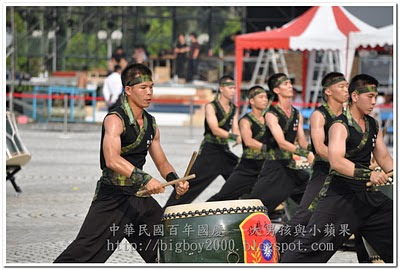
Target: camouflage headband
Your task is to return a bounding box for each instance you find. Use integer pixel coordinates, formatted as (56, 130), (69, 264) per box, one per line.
(354, 85), (378, 94)
(126, 75), (153, 86)
(323, 76), (346, 89)
(220, 81), (236, 87)
(248, 88), (266, 99)
(274, 76), (290, 88)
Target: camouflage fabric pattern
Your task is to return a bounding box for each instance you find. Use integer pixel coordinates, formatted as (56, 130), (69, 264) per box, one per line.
(294, 147), (310, 158)
(265, 147), (293, 161)
(100, 167), (151, 188)
(242, 113), (267, 160)
(308, 175), (332, 212)
(243, 147), (267, 160)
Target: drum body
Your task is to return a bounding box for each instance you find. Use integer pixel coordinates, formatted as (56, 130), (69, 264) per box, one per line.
(6, 111), (31, 167)
(362, 184), (393, 262)
(159, 199), (278, 263)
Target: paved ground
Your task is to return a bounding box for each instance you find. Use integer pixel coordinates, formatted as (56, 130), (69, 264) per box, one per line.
(5, 122), (381, 265)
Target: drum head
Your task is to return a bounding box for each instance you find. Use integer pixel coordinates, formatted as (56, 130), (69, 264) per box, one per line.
(163, 199), (266, 218)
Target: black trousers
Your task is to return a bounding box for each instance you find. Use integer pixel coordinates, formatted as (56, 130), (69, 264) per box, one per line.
(186, 58), (198, 82)
(164, 142), (238, 208)
(54, 184), (163, 263)
(276, 163), (370, 262)
(249, 160), (310, 212)
(280, 181), (393, 263)
(277, 162), (328, 246)
(207, 158), (264, 202)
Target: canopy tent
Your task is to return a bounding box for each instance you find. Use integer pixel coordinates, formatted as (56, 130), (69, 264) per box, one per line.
(346, 24), (394, 77)
(235, 6), (378, 106)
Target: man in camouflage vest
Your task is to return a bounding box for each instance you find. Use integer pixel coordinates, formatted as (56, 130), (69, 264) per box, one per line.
(164, 75), (241, 207)
(281, 74), (393, 263)
(249, 73), (313, 214)
(208, 85), (272, 201)
(277, 72), (349, 252)
(54, 64), (189, 263)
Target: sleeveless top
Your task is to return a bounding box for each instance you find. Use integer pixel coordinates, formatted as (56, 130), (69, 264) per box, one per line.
(240, 113), (268, 160)
(99, 94), (156, 188)
(203, 98), (236, 145)
(264, 105), (299, 161)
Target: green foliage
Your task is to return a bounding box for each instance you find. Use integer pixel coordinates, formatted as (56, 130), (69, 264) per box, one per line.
(8, 6), (244, 73)
(145, 9), (173, 56)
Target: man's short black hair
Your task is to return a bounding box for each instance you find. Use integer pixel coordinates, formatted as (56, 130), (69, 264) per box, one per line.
(321, 72), (345, 88)
(348, 74), (379, 97)
(121, 63), (152, 88)
(219, 75), (234, 85)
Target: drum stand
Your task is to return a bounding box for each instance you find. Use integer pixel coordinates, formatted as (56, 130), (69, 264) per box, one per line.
(6, 165), (22, 194)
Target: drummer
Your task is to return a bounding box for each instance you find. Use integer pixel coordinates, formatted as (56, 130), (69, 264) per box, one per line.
(164, 75), (241, 207)
(281, 74), (393, 263)
(248, 73), (313, 214)
(277, 72), (348, 249)
(54, 63), (189, 263)
(207, 85), (272, 201)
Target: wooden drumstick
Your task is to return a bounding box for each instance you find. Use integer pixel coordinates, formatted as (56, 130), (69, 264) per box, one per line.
(366, 171), (393, 187)
(175, 151), (198, 199)
(136, 174), (196, 196)
(369, 161), (379, 170)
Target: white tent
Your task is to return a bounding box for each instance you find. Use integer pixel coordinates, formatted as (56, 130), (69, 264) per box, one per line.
(346, 24), (394, 78)
(235, 6), (380, 105)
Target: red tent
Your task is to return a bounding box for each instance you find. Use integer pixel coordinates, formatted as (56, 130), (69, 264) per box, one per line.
(234, 6), (377, 106)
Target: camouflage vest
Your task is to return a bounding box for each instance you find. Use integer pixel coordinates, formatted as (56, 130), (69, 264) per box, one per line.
(264, 105), (299, 161)
(241, 113), (267, 160)
(203, 98), (236, 145)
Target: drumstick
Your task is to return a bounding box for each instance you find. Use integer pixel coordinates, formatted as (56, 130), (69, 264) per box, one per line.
(232, 143), (239, 148)
(136, 174), (196, 196)
(175, 151), (198, 199)
(369, 162), (379, 170)
(366, 171), (393, 187)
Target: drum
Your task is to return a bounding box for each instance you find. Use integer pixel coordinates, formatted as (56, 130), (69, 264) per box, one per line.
(6, 111), (31, 167)
(159, 199), (279, 263)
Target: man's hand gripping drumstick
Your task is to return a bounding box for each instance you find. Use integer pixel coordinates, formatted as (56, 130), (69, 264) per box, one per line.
(366, 171), (393, 187)
(136, 174), (196, 196)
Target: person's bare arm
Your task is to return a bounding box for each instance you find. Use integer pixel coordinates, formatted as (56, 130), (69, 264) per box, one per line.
(328, 122), (388, 185)
(205, 104), (230, 139)
(265, 112), (297, 152)
(266, 112), (313, 162)
(231, 110), (242, 144)
(297, 113), (309, 149)
(373, 128), (393, 174)
(239, 118), (263, 150)
(310, 110), (328, 160)
(103, 114), (134, 175)
(149, 127), (189, 195)
(193, 47), (200, 59)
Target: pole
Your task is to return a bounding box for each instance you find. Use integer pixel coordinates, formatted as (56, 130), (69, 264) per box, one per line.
(52, 8), (57, 72)
(63, 94), (68, 135)
(9, 7), (15, 113)
(189, 97), (194, 140)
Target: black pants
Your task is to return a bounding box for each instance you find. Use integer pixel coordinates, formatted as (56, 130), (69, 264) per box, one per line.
(277, 162), (328, 246)
(207, 158), (264, 202)
(249, 160), (310, 212)
(175, 56), (187, 79)
(54, 184), (163, 263)
(164, 142), (238, 208)
(281, 181), (393, 263)
(276, 163), (370, 262)
(186, 58), (198, 82)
